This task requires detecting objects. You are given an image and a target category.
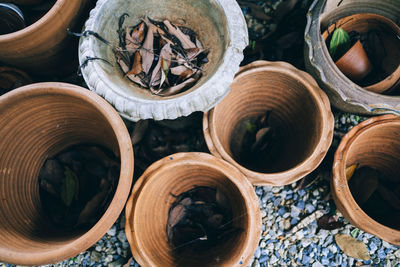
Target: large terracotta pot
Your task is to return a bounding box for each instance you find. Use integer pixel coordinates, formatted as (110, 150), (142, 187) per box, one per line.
(305, 0), (400, 115)
(0, 0), (89, 77)
(125, 152), (261, 267)
(0, 82), (134, 265)
(332, 114), (400, 245)
(203, 60), (334, 186)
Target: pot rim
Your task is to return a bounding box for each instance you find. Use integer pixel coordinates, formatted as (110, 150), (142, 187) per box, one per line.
(0, 0), (69, 40)
(125, 152), (261, 267)
(78, 0), (248, 121)
(0, 82), (134, 265)
(203, 60), (334, 186)
(332, 114), (400, 245)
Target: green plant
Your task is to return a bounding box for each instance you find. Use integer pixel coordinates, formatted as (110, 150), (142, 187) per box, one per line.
(329, 28), (351, 61)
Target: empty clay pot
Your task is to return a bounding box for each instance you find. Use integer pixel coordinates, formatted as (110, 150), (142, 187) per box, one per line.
(0, 0), (89, 77)
(125, 152), (261, 267)
(332, 114), (400, 245)
(322, 13), (400, 94)
(334, 40), (372, 82)
(203, 60), (334, 186)
(0, 82), (134, 265)
(305, 0), (400, 115)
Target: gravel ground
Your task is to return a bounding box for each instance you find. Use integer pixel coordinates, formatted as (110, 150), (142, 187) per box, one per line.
(2, 112), (400, 267)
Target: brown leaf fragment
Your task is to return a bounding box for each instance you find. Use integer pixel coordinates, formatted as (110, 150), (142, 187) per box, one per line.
(346, 164), (358, 181)
(128, 21), (146, 46)
(348, 166), (379, 207)
(195, 38), (203, 49)
(127, 72), (148, 88)
(170, 65), (190, 76)
(251, 127), (272, 152)
(317, 214), (344, 230)
(157, 77), (197, 96)
(115, 48), (131, 74)
(185, 47), (203, 60)
(140, 19), (157, 74)
(76, 190), (107, 226)
(150, 57), (161, 88)
(126, 51), (143, 76)
(131, 120), (149, 145)
(163, 20), (197, 50)
(167, 204), (187, 228)
(335, 234), (370, 260)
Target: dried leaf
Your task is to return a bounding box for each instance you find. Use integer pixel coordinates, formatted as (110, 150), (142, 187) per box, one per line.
(346, 164), (358, 181)
(115, 48), (131, 73)
(140, 20), (157, 74)
(126, 21), (146, 49)
(170, 65), (189, 76)
(126, 51), (143, 76)
(61, 167), (78, 207)
(157, 77), (197, 96)
(335, 234), (370, 260)
(317, 214), (344, 230)
(127, 73), (148, 88)
(185, 48), (203, 60)
(76, 190), (106, 226)
(251, 127), (272, 152)
(163, 20), (197, 50)
(150, 58), (161, 88)
(131, 120), (149, 145)
(167, 204), (187, 228)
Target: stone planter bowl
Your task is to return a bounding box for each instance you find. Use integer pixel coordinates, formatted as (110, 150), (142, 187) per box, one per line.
(125, 152), (261, 267)
(305, 0), (400, 115)
(0, 0), (89, 77)
(332, 115), (400, 245)
(0, 82), (134, 265)
(203, 61), (334, 186)
(79, 0), (248, 121)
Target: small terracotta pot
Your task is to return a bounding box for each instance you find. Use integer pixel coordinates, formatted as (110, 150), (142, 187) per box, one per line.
(332, 114), (400, 245)
(125, 152), (261, 267)
(0, 82), (134, 265)
(322, 13), (400, 94)
(0, 0), (89, 77)
(203, 60), (334, 186)
(0, 66), (32, 95)
(334, 40), (372, 82)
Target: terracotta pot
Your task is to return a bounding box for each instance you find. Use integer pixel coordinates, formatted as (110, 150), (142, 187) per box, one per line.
(79, 0), (248, 121)
(332, 114), (400, 245)
(305, 0), (400, 115)
(334, 40), (372, 82)
(0, 82), (134, 265)
(0, 66), (32, 95)
(203, 60), (334, 186)
(125, 152), (261, 267)
(0, 0), (89, 77)
(321, 13), (400, 94)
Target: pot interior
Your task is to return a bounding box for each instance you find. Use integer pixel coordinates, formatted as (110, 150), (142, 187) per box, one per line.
(90, 0), (228, 99)
(345, 122), (400, 229)
(213, 69), (322, 173)
(0, 90), (120, 255)
(133, 162), (250, 266)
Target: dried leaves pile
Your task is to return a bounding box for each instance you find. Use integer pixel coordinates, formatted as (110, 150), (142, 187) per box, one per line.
(39, 145), (119, 229)
(167, 186), (241, 252)
(115, 15), (208, 96)
(347, 165), (400, 230)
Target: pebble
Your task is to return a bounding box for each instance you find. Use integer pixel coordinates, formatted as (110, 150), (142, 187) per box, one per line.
(107, 226), (117, 237)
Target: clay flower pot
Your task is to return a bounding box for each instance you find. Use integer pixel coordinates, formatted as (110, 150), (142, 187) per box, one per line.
(0, 82), (134, 265)
(334, 40), (372, 82)
(305, 0), (400, 115)
(203, 60), (334, 186)
(332, 115), (400, 245)
(0, 0), (89, 77)
(79, 0), (248, 121)
(125, 152), (261, 267)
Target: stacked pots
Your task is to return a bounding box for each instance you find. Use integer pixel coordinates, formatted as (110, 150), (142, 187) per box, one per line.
(0, 83), (134, 265)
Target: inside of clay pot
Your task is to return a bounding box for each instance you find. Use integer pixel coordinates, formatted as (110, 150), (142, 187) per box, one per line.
(213, 69), (322, 173)
(133, 163), (249, 266)
(90, 0), (228, 99)
(0, 92), (120, 253)
(320, 13), (400, 94)
(345, 123), (400, 230)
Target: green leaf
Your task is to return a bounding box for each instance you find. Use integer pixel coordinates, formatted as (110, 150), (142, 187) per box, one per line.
(246, 122), (257, 133)
(61, 167), (77, 207)
(329, 28), (351, 60)
(350, 228), (360, 238)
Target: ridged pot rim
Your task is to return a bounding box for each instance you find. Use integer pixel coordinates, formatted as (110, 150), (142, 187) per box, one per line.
(0, 0), (73, 41)
(0, 82), (134, 265)
(78, 0), (248, 121)
(125, 152), (261, 267)
(332, 114), (400, 245)
(203, 60), (334, 186)
(304, 0), (400, 115)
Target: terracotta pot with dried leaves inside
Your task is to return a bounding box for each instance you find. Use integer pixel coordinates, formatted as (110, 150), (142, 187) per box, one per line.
(203, 60), (334, 186)
(125, 152), (261, 267)
(0, 0), (89, 77)
(0, 82), (134, 265)
(332, 114), (400, 246)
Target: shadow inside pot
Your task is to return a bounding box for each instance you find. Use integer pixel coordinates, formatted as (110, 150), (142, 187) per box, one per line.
(345, 122), (400, 230)
(216, 70), (322, 173)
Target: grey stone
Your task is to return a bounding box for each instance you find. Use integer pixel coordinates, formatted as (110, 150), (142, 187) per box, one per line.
(90, 251), (102, 262)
